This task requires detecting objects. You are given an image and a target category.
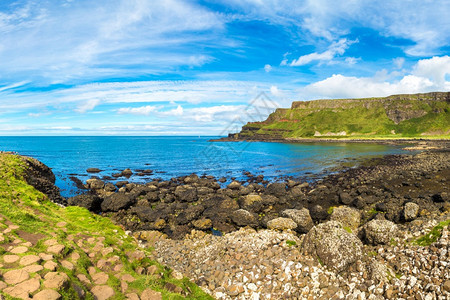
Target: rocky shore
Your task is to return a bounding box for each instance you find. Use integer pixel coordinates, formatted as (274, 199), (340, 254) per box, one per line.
(60, 141), (450, 299)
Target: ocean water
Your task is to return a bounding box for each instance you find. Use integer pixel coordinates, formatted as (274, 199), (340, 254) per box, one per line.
(0, 136), (409, 197)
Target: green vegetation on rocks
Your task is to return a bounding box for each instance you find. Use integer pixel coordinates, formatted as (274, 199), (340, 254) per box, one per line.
(233, 92), (450, 140)
(0, 153), (212, 299)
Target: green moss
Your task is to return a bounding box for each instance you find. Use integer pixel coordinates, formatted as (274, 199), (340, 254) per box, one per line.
(327, 206), (335, 215)
(414, 219), (450, 246)
(343, 226), (352, 233)
(367, 251), (378, 257)
(286, 240), (297, 246)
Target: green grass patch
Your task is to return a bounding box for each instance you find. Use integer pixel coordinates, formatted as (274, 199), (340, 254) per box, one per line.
(286, 240), (297, 246)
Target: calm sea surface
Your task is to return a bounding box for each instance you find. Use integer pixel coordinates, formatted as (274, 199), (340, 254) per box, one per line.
(0, 136), (409, 197)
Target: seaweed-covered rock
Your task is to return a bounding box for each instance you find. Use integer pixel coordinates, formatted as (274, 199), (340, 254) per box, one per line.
(302, 221), (363, 273)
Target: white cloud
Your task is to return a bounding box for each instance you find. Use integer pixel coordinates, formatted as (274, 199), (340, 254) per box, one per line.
(393, 57), (405, 69)
(300, 56), (449, 99)
(290, 39), (357, 66)
(117, 105), (158, 115)
(264, 64), (272, 72)
(344, 57), (360, 65)
(75, 99), (100, 113)
(160, 105), (184, 116)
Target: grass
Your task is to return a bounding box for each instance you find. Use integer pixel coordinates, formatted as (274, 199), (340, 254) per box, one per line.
(0, 153), (212, 300)
(414, 219), (450, 246)
(286, 240), (297, 246)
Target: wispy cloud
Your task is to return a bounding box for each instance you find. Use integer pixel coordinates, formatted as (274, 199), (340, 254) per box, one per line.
(117, 105), (159, 115)
(290, 39), (358, 66)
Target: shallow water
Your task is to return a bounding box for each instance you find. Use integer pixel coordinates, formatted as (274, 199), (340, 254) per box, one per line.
(0, 136), (409, 197)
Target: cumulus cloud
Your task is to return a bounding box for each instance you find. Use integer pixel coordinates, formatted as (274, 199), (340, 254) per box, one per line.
(290, 39), (358, 66)
(300, 56), (449, 99)
(264, 64), (272, 72)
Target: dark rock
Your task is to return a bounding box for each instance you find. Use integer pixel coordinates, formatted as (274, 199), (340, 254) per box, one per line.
(176, 205), (205, 225)
(174, 185), (197, 202)
(86, 168), (102, 173)
(67, 194), (102, 212)
(131, 206), (161, 222)
(218, 177), (227, 183)
(122, 168), (133, 177)
(227, 181), (241, 190)
(101, 193), (135, 212)
(309, 205), (328, 223)
(266, 183), (287, 197)
(339, 192), (353, 205)
(432, 192), (447, 202)
(104, 182), (116, 192)
(116, 181), (129, 188)
(375, 202), (388, 212)
(281, 208), (314, 233)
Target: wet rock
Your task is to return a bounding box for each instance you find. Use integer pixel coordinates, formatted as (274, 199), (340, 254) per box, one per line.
(115, 181), (129, 188)
(122, 168), (133, 177)
(362, 219), (398, 245)
(176, 205), (204, 225)
(403, 202), (419, 221)
(280, 208), (313, 233)
(309, 205), (328, 223)
(432, 192), (447, 202)
(302, 221), (363, 273)
(240, 194), (263, 210)
(267, 217), (297, 231)
(87, 168), (102, 173)
(101, 193), (135, 212)
(104, 182), (116, 192)
(68, 194), (103, 212)
(86, 178), (105, 190)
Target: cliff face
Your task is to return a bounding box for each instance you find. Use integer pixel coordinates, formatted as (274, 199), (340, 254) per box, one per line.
(233, 92), (450, 140)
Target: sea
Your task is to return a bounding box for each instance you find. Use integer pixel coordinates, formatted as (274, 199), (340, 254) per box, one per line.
(0, 136), (410, 197)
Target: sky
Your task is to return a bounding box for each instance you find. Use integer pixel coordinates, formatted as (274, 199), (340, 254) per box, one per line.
(0, 0), (449, 136)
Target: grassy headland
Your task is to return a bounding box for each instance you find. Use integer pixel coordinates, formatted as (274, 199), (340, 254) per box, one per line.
(228, 92), (449, 141)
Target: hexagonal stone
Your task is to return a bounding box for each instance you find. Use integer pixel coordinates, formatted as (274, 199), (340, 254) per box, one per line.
(43, 272), (69, 289)
(3, 277), (40, 299)
(19, 255), (41, 266)
(141, 289), (162, 300)
(92, 272), (109, 285)
(3, 255), (20, 263)
(10, 246), (28, 254)
(44, 261), (58, 271)
(47, 244), (65, 255)
(33, 289), (62, 300)
(23, 264), (44, 273)
(3, 269), (29, 285)
(91, 285), (114, 300)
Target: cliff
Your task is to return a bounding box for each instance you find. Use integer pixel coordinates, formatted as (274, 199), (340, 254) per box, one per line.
(229, 92), (450, 140)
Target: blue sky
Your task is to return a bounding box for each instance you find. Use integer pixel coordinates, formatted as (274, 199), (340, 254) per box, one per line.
(0, 0), (449, 135)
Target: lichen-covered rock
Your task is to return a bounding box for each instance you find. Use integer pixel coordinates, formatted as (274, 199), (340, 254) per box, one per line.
(231, 209), (257, 227)
(267, 217), (297, 231)
(330, 206), (361, 230)
(280, 208), (314, 233)
(240, 194), (263, 209)
(192, 218), (212, 230)
(266, 183), (287, 197)
(362, 219), (398, 245)
(302, 221), (363, 273)
(403, 202), (419, 221)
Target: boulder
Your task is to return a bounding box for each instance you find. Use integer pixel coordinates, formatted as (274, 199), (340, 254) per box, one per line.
(104, 182), (116, 192)
(362, 219), (398, 245)
(266, 183), (287, 197)
(267, 217), (297, 231)
(227, 181), (242, 190)
(329, 206), (361, 230)
(86, 178), (105, 190)
(231, 209), (257, 227)
(101, 193), (135, 212)
(174, 185), (197, 202)
(281, 208), (314, 233)
(67, 194), (102, 212)
(131, 207), (160, 222)
(240, 194), (263, 209)
(122, 168), (133, 177)
(176, 205), (204, 225)
(86, 168), (101, 173)
(403, 202), (419, 221)
(302, 221), (363, 273)
(184, 174), (199, 184)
